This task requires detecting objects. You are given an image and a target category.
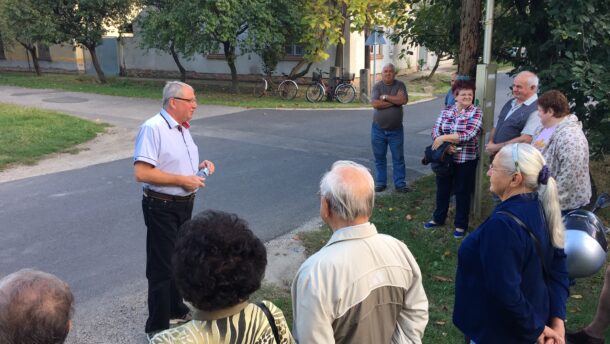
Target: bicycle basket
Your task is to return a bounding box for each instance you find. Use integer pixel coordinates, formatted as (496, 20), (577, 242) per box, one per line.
(312, 71), (322, 82)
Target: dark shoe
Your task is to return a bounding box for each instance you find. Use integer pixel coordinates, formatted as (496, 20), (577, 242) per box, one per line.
(395, 186), (412, 193)
(566, 329), (604, 344)
(375, 185), (387, 192)
(453, 228), (466, 239)
(423, 220), (440, 230)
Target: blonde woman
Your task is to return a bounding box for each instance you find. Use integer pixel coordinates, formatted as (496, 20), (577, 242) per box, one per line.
(453, 144), (569, 344)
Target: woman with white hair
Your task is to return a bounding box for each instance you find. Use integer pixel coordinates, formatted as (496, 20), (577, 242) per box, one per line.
(453, 143), (570, 344)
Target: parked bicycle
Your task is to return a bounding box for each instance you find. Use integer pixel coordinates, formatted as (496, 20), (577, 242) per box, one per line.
(254, 73), (298, 100)
(306, 69), (356, 103)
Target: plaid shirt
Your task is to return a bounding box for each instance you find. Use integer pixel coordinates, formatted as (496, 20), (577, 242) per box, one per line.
(431, 104), (483, 163)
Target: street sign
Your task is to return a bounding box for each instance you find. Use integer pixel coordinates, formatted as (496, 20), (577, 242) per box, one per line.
(365, 32), (387, 46)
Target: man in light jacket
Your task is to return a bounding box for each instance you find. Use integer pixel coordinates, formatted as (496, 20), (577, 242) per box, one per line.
(291, 160), (429, 344)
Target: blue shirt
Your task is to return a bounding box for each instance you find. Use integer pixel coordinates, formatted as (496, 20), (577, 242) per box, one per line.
(444, 89), (455, 107)
(134, 109), (199, 196)
(453, 193), (569, 344)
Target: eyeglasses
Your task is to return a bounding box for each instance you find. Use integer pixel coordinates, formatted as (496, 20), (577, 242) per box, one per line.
(173, 97), (197, 104)
(488, 164), (514, 174)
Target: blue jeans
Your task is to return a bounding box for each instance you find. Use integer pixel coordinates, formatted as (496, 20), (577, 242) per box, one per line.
(371, 123), (406, 188)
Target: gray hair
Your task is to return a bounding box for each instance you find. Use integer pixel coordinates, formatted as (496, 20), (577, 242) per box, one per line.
(162, 81), (193, 109)
(0, 269), (74, 344)
(517, 71), (539, 89)
(383, 63), (396, 73)
(319, 160), (375, 221)
(495, 144), (564, 248)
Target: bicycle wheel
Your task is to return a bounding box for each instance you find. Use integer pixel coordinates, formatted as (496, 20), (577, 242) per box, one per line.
(335, 83), (356, 103)
(253, 78), (268, 98)
(306, 83), (325, 103)
(278, 80), (298, 100)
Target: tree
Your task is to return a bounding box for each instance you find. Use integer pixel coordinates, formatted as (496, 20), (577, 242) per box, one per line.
(458, 0), (482, 78)
(389, 0), (461, 78)
(492, 0), (610, 156)
(0, 0), (59, 76)
(136, 1), (192, 82)
(51, 0), (136, 84)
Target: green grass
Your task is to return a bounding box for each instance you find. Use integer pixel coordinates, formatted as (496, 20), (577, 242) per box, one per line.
(401, 73), (453, 95)
(0, 72), (428, 108)
(264, 161), (610, 342)
(0, 103), (106, 171)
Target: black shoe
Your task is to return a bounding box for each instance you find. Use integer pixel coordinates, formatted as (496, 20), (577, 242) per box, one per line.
(566, 329), (604, 344)
(395, 186), (411, 193)
(375, 185), (387, 192)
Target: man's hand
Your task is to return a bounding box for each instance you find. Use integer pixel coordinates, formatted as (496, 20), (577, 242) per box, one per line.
(199, 160), (215, 175)
(181, 175), (205, 192)
(485, 142), (502, 155)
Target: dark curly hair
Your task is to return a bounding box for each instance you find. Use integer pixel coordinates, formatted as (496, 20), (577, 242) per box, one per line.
(452, 80), (476, 96)
(538, 90), (570, 118)
(173, 210), (267, 311)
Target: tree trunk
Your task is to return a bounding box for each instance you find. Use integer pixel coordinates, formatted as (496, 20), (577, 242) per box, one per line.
(169, 41), (186, 82)
(87, 45), (107, 84)
(364, 26), (371, 70)
(223, 42), (238, 93)
(427, 53), (443, 79)
(458, 0), (481, 79)
(334, 3), (347, 68)
(20, 42), (41, 76)
(288, 60), (313, 79)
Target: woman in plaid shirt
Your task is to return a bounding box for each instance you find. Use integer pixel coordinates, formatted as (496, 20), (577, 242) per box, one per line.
(424, 80), (483, 238)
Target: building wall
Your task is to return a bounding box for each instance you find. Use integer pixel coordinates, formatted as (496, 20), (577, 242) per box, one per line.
(0, 43), (82, 73)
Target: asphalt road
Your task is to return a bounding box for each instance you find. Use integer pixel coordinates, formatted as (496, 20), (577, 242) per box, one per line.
(0, 72), (513, 343)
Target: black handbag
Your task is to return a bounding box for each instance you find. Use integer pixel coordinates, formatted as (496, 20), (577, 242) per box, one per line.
(422, 142), (455, 177)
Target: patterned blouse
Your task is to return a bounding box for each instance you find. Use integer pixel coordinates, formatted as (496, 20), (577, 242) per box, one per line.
(151, 301), (295, 344)
(432, 104), (483, 163)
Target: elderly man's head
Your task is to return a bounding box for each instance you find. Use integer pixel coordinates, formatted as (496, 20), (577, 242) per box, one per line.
(319, 161), (375, 226)
(512, 71), (538, 103)
(0, 269), (74, 344)
(381, 63), (397, 85)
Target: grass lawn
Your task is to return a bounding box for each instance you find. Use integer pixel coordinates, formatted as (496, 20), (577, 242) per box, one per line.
(0, 72), (428, 108)
(269, 159), (610, 342)
(0, 103), (106, 171)
(402, 73), (453, 95)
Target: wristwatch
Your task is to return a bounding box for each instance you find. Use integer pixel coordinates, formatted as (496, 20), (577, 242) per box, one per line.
(382, 95), (387, 101)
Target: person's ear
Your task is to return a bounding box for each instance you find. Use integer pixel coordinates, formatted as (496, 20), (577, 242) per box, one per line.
(510, 172), (523, 187)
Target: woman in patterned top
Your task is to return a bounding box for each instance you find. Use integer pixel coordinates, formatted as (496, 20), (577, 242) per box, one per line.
(532, 90), (591, 214)
(424, 80), (483, 238)
(150, 210), (295, 344)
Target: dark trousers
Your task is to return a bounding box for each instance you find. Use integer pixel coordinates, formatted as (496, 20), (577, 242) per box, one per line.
(142, 196), (193, 333)
(433, 159), (478, 230)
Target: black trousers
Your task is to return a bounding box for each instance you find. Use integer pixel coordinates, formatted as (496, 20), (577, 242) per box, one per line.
(433, 159), (478, 230)
(142, 195), (193, 333)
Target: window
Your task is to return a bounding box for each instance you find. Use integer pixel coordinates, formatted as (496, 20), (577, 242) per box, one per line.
(369, 44), (384, 60)
(283, 44), (304, 61)
(37, 44), (51, 61)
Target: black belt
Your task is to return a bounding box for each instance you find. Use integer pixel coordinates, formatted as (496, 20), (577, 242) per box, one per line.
(143, 189), (195, 202)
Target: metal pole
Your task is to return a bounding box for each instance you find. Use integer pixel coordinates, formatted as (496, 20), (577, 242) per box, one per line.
(482, 0), (495, 64)
(372, 29), (377, 84)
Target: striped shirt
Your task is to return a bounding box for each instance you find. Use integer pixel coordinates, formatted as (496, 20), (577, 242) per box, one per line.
(432, 105), (483, 163)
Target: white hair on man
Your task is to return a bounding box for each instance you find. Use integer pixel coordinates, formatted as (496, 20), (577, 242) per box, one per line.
(319, 160), (375, 221)
(517, 71), (539, 89)
(383, 63), (397, 73)
(162, 81), (194, 109)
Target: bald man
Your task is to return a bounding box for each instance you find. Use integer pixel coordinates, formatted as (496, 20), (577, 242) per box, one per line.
(0, 269), (74, 344)
(485, 71), (541, 158)
(292, 160), (428, 344)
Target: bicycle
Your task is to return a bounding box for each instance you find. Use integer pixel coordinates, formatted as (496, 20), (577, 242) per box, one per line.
(305, 69), (356, 103)
(253, 73), (298, 100)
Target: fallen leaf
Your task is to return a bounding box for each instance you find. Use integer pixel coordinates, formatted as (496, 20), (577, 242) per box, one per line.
(442, 250), (451, 257)
(432, 275), (453, 282)
(405, 214), (414, 220)
(435, 321), (446, 326)
(292, 235), (300, 241)
(389, 207), (393, 211)
(571, 294), (583, 299)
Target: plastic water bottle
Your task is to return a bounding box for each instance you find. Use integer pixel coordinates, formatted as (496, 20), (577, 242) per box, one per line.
(196, 167), (209, 177)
